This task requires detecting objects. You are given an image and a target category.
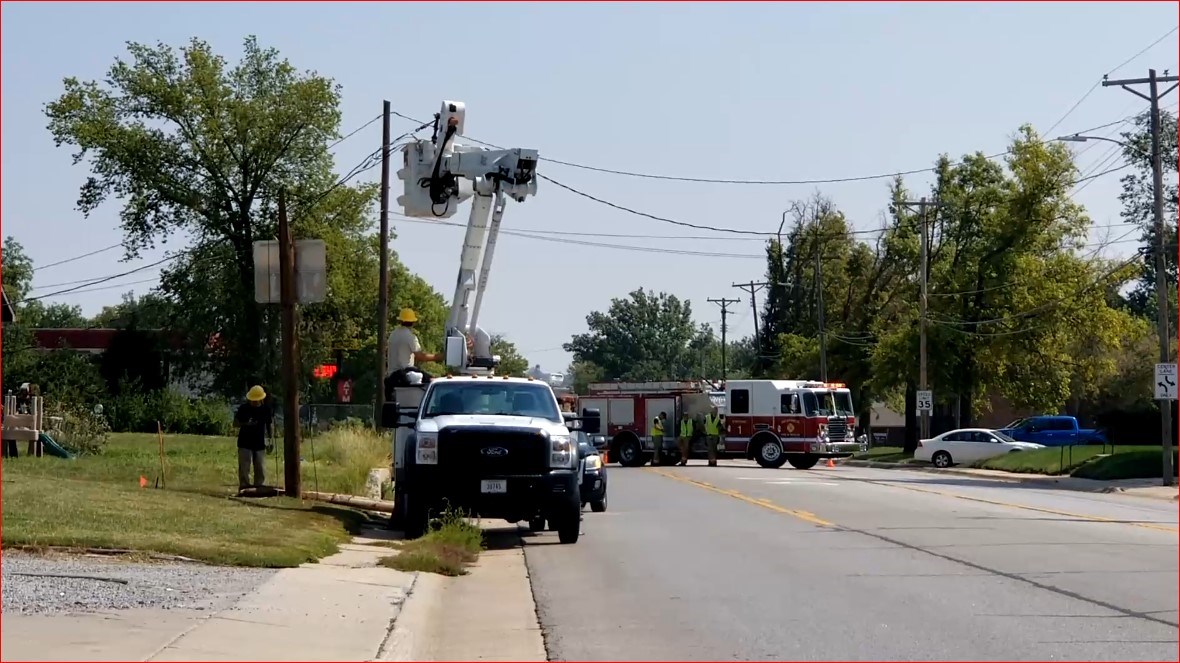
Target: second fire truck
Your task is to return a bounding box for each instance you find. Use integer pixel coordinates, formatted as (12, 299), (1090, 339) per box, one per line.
(580, 379), (865, 469)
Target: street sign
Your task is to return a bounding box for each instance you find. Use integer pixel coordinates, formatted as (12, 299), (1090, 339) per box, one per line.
(337, 379), (353, 404)
(1155, 363), (1177, 401)
(916, 390), (933, 413)
(252, 239), (327, 304)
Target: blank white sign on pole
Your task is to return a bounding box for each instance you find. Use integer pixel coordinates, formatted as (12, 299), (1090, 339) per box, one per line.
(916, 390), (933, 413)
(1155, 363), (1177, 401)
(252, 239), (327, 305)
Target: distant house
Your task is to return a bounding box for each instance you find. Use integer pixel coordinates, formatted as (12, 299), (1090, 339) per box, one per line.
(30, 328), (212, 397)
(867, 402), (905, 446)
(1, 289), (14, 323)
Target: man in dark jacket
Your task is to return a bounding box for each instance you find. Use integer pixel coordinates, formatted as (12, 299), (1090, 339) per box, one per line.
(235, 385), (273, 492)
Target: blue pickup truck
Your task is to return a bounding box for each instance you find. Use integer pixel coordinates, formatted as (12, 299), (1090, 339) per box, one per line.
(996, 415), (1107, 447)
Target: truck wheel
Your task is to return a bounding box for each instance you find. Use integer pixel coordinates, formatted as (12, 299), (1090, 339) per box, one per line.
(932, 451), (953, 468)
(590, 495), (607, 513)
(404, 496), (429, 540)
(617, 437), (645, 467)
(787, 455), (819, 470)
(754, 437), (788, 469)
(528, 517), (546, 532)
(557, 510), (581, 544)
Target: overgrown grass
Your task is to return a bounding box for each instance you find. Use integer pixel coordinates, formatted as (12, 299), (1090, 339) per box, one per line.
(379, 509), (484, 577)
(973, 445), (1162, 476)
(1070, 449), (1179, 480)
(852, 446), (914, 463)
(0, 429), (391, 566)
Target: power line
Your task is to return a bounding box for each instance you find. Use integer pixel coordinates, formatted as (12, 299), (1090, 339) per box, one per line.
(328, 113), (383, 150)
(31, 243), (124, 272)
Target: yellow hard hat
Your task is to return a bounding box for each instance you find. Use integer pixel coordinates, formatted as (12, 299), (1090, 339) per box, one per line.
(246, 385), (266, 402)
(398, 308), (418, 323)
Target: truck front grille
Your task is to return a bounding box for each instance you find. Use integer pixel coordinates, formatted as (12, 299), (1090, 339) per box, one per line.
(827, 418), (848, 441)
(437, 427), (549, 475)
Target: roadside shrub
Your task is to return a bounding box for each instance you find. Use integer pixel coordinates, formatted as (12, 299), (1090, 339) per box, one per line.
(45, 401), (111, 455)
(304, 426), (390, 495)
(107, 388), (232, 436)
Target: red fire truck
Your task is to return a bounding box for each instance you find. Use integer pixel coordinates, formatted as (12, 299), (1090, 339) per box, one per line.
(579, 379), (864, 469)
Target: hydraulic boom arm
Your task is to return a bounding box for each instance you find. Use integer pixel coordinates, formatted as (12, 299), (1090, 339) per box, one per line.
(396, 100), (539, 374)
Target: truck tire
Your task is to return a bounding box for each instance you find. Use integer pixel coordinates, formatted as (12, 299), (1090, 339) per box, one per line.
(787, 454), (819, 470)
(388, 483), (406, 530)
(404, 495), (429, 540)
(528, 517), (546, 532)
(754, 436), (788, 469)
(590, 494), (607, 513)
(616, 436), (646, 468)
(557, 509), (581, 544)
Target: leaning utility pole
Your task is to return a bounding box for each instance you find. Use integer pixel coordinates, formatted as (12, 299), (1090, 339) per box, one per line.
(708, 297), (741, 382)
(375, 101), (393, 429)
(899, 198), (943, 440)
(732, 281), (768, 352)
(277, 189), (302, 498)
(1104, 69), (1179, 486)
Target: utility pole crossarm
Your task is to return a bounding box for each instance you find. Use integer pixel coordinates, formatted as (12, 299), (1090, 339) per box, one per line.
(1103, 68), (1177, 487)
(732, 281), (768, 355)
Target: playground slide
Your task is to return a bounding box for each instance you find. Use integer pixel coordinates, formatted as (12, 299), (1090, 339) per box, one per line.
(38, 432), (75, 459)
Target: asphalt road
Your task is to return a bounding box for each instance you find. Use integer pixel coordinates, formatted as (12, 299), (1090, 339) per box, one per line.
(521, 461), (1179, 662)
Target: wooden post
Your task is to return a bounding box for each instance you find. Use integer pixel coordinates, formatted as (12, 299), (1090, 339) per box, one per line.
(278, 189), (302, 498)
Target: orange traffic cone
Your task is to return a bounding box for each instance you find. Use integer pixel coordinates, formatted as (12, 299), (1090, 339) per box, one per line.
(602, 451), (609, 464)
(825, 458), (836, 469)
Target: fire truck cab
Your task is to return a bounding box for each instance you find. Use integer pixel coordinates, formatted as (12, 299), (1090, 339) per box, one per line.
(725, 379), (864, 469)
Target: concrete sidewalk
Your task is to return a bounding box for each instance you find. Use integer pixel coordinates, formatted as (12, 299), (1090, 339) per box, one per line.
(841, 459), (1180, 500)
(1, 536), (417, 662)
(380, 524), (546, 662)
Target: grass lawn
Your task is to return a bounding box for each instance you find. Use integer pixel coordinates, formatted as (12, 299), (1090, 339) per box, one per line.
(972, 445), (1163, 476)
(1070, 448), (1179, 480)
(1, 427), (392, 567)
(852, 446), (914, 463)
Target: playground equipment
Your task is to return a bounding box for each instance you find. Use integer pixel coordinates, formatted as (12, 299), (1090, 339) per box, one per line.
(3, 392), (74, 459)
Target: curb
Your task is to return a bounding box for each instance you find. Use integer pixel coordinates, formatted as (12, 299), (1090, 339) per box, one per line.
(839, 459), (1179, 501)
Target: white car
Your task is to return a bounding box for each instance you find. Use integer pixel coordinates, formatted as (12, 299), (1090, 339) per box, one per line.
(913, 428), (1045, 468)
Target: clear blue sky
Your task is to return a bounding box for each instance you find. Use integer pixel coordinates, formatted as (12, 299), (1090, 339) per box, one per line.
(3, 1), (1177, 372)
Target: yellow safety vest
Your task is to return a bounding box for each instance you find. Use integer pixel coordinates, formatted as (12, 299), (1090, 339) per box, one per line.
(680, 419), (693, 437)
(705, 414), (721, 436)
(651, 419), (664, 436)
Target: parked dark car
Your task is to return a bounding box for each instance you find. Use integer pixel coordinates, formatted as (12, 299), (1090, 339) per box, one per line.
(576, 433), (608, 513)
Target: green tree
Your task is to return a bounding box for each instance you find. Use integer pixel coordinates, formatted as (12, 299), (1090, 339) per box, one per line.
(490, 335), (530, 376)
(564, 289), (699, 381)
(1117, 109), (1178, 323)
(566, 360), (604, 394)
(45, 36), (342, 394)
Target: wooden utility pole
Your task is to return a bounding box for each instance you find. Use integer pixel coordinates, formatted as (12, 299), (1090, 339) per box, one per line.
(277, 189), (302, 497)
(708, 297), (741, 382)
(813, 225), (828, 383)
(732, 281), (767, 352)
(899, 198), (943, 440)
(1104, 69), (1179, 486)
(375, 100), (393, 429)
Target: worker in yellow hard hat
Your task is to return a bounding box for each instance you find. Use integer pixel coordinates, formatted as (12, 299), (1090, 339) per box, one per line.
(234, 385), (273, 493)
(386, 309), (443, 394)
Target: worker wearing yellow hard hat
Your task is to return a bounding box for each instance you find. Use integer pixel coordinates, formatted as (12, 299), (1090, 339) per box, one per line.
(386, 309), (443, 391)
(234, 385), (274, 494)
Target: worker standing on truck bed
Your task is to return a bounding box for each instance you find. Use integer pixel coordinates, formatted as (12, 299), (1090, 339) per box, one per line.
(385, 308), (444, 397)
(677, 412), (694, 466)
(704, 407), (722, 467)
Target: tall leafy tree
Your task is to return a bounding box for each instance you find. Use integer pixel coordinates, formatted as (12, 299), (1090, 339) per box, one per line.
(490, 335), (530, 376)
(564, 289), (699, 381)
(45, 36), (342, 394)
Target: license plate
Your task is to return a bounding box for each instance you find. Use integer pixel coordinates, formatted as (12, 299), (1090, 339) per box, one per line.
(480, 479), (507, 494)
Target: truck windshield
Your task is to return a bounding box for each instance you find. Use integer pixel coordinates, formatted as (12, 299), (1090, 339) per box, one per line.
(422, 382), (561, 421)
(803, 391), (836, 416)
(833, 391), (855, 416)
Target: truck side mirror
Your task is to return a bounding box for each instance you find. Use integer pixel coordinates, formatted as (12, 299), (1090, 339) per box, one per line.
(581, 407), (601, 434)
(381, 402), (401, 429)
(562, 412), (582, 430)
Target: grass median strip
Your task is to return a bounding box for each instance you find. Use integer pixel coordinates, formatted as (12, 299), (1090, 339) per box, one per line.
(379, 510), (485, 576)
(855, 444), (1172, 480)
(2, 428), (392, 567)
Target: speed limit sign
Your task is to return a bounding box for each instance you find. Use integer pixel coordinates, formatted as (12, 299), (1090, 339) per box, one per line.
(916, 390), (933, 413)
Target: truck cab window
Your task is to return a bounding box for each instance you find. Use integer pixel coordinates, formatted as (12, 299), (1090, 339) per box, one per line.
(730, 389), (750, 414)
(801, 391), (819, 416)
(779, 393), (801, 414)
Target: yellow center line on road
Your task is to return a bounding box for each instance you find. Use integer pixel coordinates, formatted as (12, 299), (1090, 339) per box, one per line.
(647, 468), (835, 528)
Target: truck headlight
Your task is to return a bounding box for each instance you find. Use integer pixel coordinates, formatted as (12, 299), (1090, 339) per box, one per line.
(584, 454), (602, 471)
(416, 434), (438, 465)
(550, 434), (572, 467)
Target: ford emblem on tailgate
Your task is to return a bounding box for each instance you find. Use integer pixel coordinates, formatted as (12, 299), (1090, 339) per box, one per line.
(481, 446), (509, 457)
